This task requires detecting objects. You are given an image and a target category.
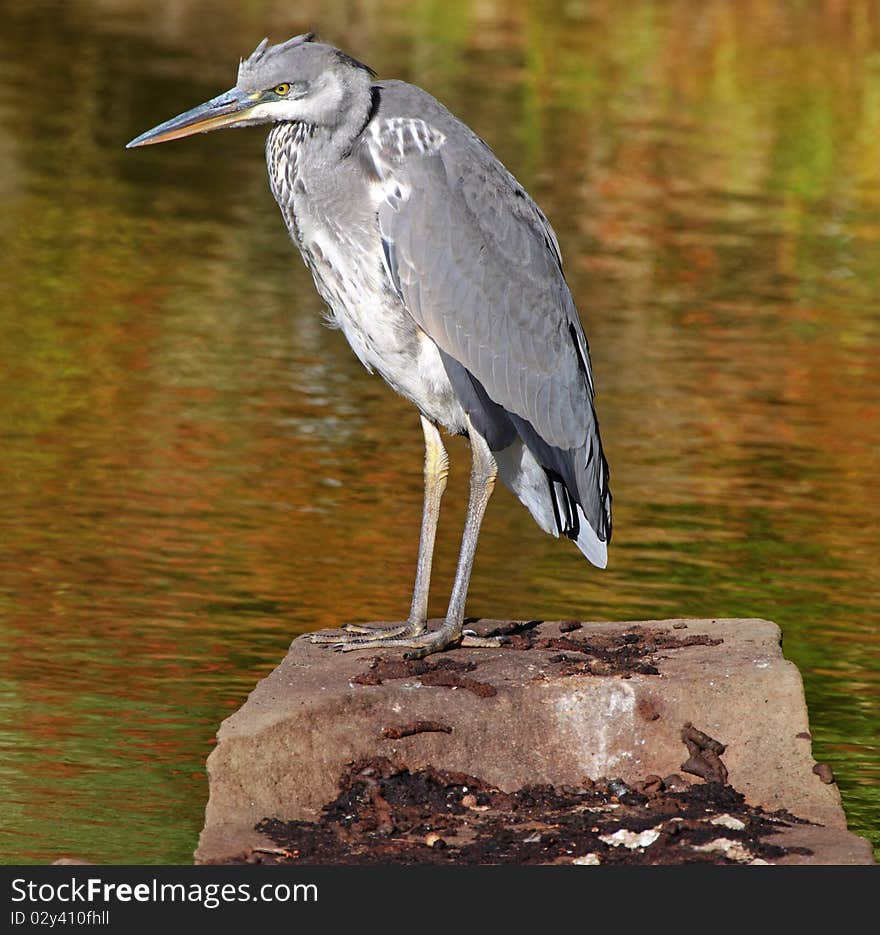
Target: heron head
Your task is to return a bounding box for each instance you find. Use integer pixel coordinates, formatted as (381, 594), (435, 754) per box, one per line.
(126, 33), (375, 148)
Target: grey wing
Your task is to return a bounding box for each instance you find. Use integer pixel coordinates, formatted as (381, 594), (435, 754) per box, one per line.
(361, 116), (611, 546)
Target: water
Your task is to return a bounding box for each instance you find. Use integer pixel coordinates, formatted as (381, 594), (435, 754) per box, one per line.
(1, 0), (877, 863)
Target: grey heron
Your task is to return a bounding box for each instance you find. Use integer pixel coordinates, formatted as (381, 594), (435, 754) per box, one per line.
(128, 33), (612, 658)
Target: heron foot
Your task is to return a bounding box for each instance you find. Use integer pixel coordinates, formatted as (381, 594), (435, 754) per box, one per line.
(342, 621), (424, 637)
(310, 620), (502, 658)
(310, 618), (427, 646)
(405, 630), (502, 660)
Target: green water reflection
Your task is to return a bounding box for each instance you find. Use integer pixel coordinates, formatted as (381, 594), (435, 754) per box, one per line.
(0, 0), (877, 863)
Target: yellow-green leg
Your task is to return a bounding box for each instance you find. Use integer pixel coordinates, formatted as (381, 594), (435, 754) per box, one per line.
(311, 415), (501, 656)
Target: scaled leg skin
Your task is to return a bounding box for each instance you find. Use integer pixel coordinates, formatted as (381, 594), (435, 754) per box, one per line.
(311, 416), (502, 655)
(311, 415), (448, 646)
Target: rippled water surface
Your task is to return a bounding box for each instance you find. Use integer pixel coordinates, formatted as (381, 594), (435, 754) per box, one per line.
(1, 0), (878, 863)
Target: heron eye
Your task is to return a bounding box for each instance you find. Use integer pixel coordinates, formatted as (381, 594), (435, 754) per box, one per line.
(273, 83), (291, 96)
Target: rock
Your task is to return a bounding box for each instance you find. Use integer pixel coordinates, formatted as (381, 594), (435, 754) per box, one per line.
(194, 618), (874, 865)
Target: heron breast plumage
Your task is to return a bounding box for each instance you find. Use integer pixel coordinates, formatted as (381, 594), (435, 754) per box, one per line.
(266, 120), (467, 433)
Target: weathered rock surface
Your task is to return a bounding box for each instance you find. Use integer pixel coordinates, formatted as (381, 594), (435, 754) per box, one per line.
(195, 618), (874, 865)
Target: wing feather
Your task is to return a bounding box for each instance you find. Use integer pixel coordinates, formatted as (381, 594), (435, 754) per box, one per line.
(359, 110), (610, 544)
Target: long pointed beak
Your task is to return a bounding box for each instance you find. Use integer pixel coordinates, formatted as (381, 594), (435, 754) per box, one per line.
(126, 87), (258, 148)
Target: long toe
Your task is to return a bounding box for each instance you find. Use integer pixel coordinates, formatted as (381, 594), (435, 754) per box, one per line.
(342, 622), (411, 637)
(401, 628), (503, 659)
(310, 619), (426, 647)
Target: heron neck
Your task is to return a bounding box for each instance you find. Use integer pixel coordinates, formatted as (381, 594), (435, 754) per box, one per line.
(325, 75), (375, 158)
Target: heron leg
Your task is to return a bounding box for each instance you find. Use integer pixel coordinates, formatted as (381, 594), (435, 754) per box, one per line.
(403, 420), (501, 658)
(311, 417), (502, 656)
(311, 415), (449, 645)
(406, 414), (449, 630)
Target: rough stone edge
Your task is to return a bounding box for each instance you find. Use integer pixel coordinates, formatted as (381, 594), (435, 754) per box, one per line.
(194, 618), (875, 865)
